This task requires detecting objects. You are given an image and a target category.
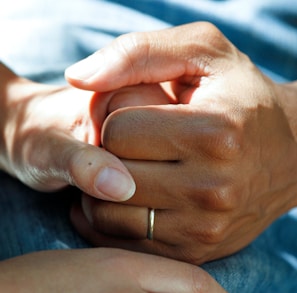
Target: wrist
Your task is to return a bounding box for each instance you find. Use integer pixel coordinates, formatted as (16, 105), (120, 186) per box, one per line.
(275, 80), (297, 208)
(0, 64), (18, 174)
(0, 63), (36, 175)
(276, 81), (297, 142)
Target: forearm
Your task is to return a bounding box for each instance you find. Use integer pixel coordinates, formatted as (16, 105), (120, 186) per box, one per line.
(0, 62), (20, 174)
(0, 62), (42, 176)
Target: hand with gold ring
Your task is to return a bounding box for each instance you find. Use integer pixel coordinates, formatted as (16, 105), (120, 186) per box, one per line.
(67, 22), (297, 265)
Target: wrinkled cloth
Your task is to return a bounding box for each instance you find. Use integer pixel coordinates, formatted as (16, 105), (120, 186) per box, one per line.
(0, 1), (297, 292)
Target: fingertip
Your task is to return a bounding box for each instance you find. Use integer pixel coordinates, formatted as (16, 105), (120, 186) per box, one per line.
(64, 53), (101, 85)
(67, 143), (135, 202)
(94, 167), (136, 201)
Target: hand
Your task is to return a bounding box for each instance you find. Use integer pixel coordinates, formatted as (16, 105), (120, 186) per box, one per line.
(0, 63), (170, 201)
(0, 248), (226, 292)
(66, 22), (297, 264)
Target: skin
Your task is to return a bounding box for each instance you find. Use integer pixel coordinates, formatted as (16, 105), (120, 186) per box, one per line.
(0, 63), (160, 201)
(66, 22), (297, 265)
(0, 248), (226, 292)
(0, 62), (225, 291)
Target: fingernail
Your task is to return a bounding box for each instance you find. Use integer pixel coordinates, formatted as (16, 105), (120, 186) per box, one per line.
(95, 167), (136, 201)
(65, 53), (102, 81)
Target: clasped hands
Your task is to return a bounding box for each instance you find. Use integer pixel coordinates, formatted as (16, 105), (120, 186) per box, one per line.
(65, 22), (297, 265)
(3, 22), (296, 270)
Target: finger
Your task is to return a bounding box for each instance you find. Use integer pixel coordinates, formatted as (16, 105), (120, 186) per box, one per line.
(71, 201), (174, 257)
(89, 83), (174, 148)
(101, 248), (227, 293)
(81, 195), (149, 239)
(63, 141), (135, 201)
(102, 103), (230, 161)
(137, 257), (227, 293)
(92, 84), (174, 120)
(102, 104), (194, 161)
(101, 105), (234, 208)
(61, 85), (172, 200)
(2, 248), (226, 293)
(65, 22), (232, 92)
(80, 193), (228, 246)
(134, 253), (227, 293)
(118, 159), (219, 213)
(103, 83), (175, 114)
(71, 200), (221, 265)
(80, 194), (184, 243)
(119, 160), (184, 209)
(30, 134), (135, 202)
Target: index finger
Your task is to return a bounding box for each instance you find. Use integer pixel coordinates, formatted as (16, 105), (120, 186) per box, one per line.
(65, 22), (233, 92)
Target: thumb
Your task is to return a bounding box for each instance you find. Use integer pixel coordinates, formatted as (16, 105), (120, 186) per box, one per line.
(64, 141), (136, 201)
(65, 22), (228, 92)
(26, 136), (135, 202)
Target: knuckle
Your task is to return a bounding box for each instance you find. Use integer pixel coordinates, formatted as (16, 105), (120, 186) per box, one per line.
(197, 21), (235, 54)
(117, 31), (149, 52)
(216, 127), (242, 158)
(197, 22), (222, 40)
(187, 179), (238, 212)
(202, 184), (238, 211)
(206, 121), (242, 160)
(177, 211), (228, 247)
(178, 207), (230, 246)
(198, 219), (229, 245)
(185, 22), (235, 71)
(115, 32), (151, 81)
(183, 103), (244, 161)
(174, 107), (243, 161)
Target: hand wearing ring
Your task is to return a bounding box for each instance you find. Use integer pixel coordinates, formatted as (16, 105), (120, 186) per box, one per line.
(69, 23), (297, 265)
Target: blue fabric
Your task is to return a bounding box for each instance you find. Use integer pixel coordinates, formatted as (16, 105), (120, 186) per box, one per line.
(1, 0), (296, 83)
(0, 171), (89, 259)
(0, 0), (297, 291)
(202, 209), (297, 292)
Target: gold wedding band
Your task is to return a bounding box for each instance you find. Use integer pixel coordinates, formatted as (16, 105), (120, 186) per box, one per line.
(147, 208), (155, 240)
